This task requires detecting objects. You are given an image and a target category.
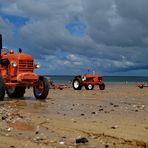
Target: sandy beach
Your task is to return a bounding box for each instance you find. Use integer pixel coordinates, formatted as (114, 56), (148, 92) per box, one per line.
(0, 83), (148, 148)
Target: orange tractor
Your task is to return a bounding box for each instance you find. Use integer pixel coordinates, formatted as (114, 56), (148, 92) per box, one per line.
(0, 34), (49, 101)
(72, 72), (105, 90)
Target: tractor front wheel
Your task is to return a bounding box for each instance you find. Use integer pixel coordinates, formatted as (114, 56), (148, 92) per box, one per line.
(6, 86), (26, 98)
(0, 76), (5, 101)
(33, 76), (49, 99)
(72, 79), (82, 90)
(99, 83), (105, 90)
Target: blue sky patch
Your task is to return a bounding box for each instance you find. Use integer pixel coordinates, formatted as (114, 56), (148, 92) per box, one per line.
(1, 13), (29, 27)
(65, 18), (87, 37)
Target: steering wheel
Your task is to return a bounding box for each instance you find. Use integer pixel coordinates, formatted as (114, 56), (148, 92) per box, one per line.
(1, 48), (9, 56)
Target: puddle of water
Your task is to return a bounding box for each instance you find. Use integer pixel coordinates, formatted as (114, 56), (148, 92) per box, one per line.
(5, 99), (48, 111)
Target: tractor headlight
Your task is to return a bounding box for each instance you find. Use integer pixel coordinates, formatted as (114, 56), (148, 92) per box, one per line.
(82, 76), (86, 81)
(11, 61), (17, 67)
(34, 63), (40, 69)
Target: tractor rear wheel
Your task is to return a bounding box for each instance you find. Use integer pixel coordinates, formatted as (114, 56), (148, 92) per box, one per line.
(99, 83), (105, 90)
(85, 84), (94, 90)
(72, 78), (82, 90)
(0, 76), (5, 101)
(6, 86), (26, 98)
(33, 76), (49, 99)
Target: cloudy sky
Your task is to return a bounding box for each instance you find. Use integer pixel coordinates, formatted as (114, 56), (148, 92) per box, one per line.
(0, 0), (148, 76)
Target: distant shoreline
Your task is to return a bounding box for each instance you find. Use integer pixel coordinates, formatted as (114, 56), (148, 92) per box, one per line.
(44, 75), (148, 84)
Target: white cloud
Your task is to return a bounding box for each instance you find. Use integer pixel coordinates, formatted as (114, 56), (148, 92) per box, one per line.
(0, 0), (148, 75)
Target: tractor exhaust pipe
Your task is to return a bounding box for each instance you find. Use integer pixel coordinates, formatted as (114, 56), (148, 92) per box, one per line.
(0, 34), (2, 58)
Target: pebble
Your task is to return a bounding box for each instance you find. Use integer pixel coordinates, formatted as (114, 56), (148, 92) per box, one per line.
(59, 141), (65, 145)
(105, 144), (109, 148)
(91, 112), (96, 114)
(135, 109), (138, 112)
(140, 105), (145, 110)
(35, 131), (39, 134)
(71, 118), (77, 123)
(7, 127), (13, 132)
(9, 146), (16, 148)
(99, 108), (104, 111)
(76, 137), (89, 144)
(1, 116), (7, 120)
(113, 104), (119, 107)
(110, 102), (114, 105)
(111, 125), (118, 129)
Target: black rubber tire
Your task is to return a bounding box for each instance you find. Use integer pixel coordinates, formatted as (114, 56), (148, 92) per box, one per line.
(85, 84), (94, 90)
(72, 78), (82, 90)
(33, 76), (49, 99)
(99, 83), (105, 90)
(0, 76), (5, 101)
(6, 86), (26, 98)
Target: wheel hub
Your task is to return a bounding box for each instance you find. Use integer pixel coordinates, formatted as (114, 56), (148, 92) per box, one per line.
(74, 81), (79, 88)
(88, 84), (92, 89)
(6, 87), (15, 94)
(34, 80), (44, 96)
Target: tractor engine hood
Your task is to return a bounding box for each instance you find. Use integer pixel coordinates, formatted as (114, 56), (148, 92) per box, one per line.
(3, 53), (38, 82)
(6, 53), (33, 61)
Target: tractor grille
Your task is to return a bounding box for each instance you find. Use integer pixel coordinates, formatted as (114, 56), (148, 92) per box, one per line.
(19, 60), (34, 72)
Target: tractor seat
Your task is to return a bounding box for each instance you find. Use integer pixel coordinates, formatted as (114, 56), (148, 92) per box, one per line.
(1, 52), (7, 56)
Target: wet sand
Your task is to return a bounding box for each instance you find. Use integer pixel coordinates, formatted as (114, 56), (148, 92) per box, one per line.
(0, 83), (148, 148)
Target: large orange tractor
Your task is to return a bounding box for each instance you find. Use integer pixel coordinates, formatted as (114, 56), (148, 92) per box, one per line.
(0, 34), (49, 101)
(72, 72), (105, 90)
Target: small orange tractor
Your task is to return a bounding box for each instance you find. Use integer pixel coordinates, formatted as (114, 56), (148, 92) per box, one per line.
(72, 72), (105, 90)
(0, 34), (49, 101)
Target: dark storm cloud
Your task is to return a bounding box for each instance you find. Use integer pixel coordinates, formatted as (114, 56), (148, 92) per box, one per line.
(0, 0), (148, 75)
(82, 0), (148, 74)
(83, 0), (148, 47)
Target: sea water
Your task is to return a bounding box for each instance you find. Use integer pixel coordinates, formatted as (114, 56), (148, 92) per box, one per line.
(45, 75), (148, 84)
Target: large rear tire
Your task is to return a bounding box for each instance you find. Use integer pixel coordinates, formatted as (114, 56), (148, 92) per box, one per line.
(0, 76), (5, 101)
(99, 83), (105, 90)
(33, 76), (49, 99)
(72, 78), (82, 90)
(85, 84), (94, 90)
(6, 86), (26, 98)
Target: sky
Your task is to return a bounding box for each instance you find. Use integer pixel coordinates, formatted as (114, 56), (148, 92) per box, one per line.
(0, 0), (148, 76)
